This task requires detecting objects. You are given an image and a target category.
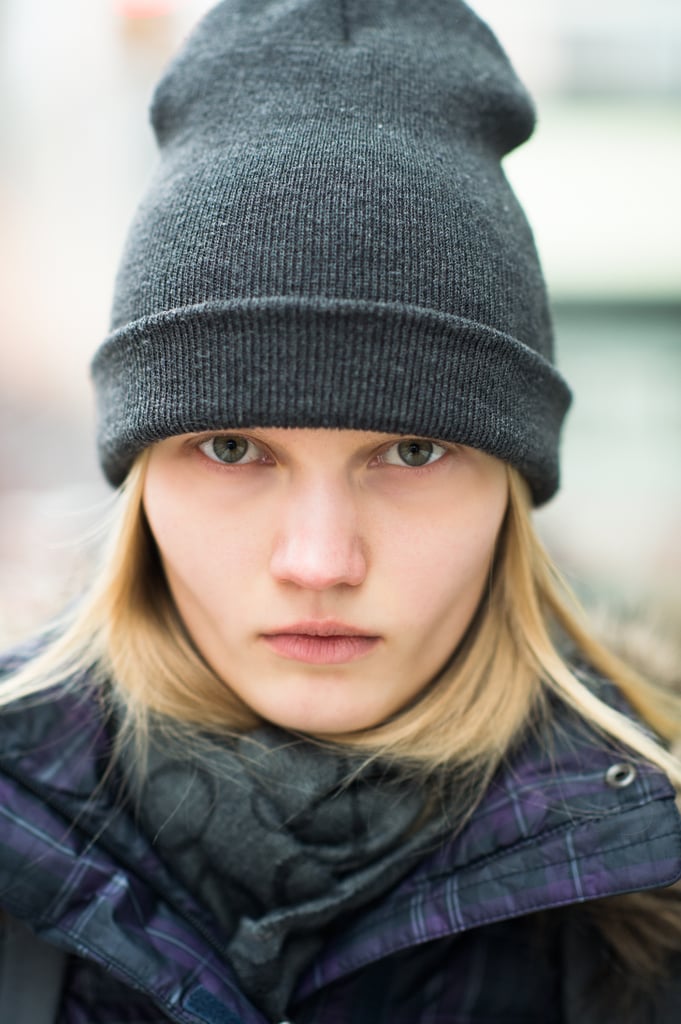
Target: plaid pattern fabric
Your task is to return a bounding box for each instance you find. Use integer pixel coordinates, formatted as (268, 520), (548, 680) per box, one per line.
(1, 654), (680, 1022)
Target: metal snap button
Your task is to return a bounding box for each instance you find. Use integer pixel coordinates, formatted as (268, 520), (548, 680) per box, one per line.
(605, 762), (637, 788)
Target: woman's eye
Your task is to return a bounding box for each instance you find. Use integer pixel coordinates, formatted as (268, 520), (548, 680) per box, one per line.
(198, 435), (264, 465)
(382, 439), (447, 468)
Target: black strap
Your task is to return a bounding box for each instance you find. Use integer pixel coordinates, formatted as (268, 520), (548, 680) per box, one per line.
(0, 916), (67, 1024)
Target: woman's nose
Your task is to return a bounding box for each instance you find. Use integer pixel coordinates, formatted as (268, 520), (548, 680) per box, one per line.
(269, 481), (368, 590)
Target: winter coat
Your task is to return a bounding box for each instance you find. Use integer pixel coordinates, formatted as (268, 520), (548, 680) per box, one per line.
(1, 653), (681, 1023)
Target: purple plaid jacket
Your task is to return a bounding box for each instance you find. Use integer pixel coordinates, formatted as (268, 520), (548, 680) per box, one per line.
(1, 650), (681, 1023)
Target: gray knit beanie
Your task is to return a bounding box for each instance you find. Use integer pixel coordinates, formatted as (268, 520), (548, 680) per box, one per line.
(92, 0), (571, 504)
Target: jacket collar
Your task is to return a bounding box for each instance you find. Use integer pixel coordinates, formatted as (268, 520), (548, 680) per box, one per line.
(295, 702), (681, 999)
(1, 678), (680, 1017)
(0, 685), (270, 1024)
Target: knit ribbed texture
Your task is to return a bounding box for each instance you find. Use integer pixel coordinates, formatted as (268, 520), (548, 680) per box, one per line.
(92, 0), (572, 503)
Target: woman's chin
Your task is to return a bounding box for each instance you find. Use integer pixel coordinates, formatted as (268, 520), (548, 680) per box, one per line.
(237, 681), (396, 736)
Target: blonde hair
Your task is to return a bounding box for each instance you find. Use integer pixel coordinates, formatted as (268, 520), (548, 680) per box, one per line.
(2, 452), (681, 792)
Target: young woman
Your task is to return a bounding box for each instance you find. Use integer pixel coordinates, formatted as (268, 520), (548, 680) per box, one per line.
(1, 2), (680, 1021)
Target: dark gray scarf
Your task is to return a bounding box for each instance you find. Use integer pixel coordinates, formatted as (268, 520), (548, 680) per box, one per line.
(133, 725), (454, 1018)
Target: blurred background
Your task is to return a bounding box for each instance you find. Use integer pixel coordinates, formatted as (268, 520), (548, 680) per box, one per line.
(0, 0), (679, 645)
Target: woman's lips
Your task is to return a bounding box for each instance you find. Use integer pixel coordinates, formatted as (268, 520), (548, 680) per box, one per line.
(262, 630), (380, 665)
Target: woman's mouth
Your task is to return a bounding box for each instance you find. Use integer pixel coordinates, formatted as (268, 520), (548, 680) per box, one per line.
(262, 622), (381, 664)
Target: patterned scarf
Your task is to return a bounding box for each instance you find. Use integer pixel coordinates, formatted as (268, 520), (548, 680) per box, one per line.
(133, 725), (454, 1018)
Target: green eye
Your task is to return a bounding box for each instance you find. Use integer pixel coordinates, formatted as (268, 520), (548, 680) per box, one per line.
(382, 439), (446, 468)
(199, 435), (258, 464)
(398, 440), (433, 467)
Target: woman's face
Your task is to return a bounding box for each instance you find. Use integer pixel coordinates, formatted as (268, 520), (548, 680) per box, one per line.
(143, 428), (508, 734)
